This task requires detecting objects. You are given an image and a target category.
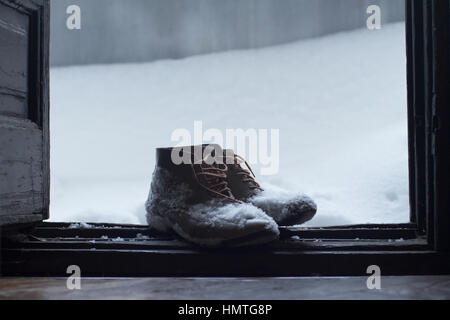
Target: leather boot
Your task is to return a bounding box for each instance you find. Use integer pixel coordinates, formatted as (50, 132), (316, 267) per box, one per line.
(145, 145), (279, 247)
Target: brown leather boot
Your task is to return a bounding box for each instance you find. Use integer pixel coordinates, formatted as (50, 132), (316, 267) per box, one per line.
(145, 145), (279, 247)
(225, 150), (317, 226)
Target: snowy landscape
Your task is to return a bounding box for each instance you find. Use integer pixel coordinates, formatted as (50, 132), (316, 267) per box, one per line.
(49, 22), (409, 226)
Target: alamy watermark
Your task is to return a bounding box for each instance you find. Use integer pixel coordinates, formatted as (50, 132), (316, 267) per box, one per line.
(66, 5), (81, 30)
(171, 121), (280, 176)
(66, 265), (81, 290)
(366, 265), (381, 290)
(367, 5), (382, 30)
(65, 4), (380, 32)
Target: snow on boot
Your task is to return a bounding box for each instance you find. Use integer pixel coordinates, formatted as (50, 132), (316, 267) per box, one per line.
(224, 150), (317, 226)
(145, 145), (279, 247)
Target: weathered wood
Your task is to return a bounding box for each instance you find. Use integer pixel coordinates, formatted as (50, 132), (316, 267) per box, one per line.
(1, 276), (449, 300)
(0, 213), (42, 228)
(430, 0), (450, 252)
(0, 116), (44, 216)
(0, 1), (28, 118)
(406, 0), (450, 252)
(4, 238), (428, 252)
(406, 0), (426, 232)
(37, 221), (418, 230)
(30, 223), (418, 240)
(281, 227), (417, 240)
(0, 0), (49, 226)
(2, 247), (449, 277)
(405, 0), (450, 251)
(0, 222), (440, 277)
(39, 0), (50, 220)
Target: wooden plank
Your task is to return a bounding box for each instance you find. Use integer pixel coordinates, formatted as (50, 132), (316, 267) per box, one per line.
(2, 248), (449, 277)
(431, 0), (450, 252)
(0, 116), (43, 216)
(36, 222), (150, 229)
(0, 223), (437, 277)
(406, 0), (427, 232)
(313, 223), (417, 229)
(0, 1), (28, 119)
(4, 238), (428, 252)
(1, 276), (449, 300)
(281, 227), (417, 240)
(0, 213), (42, 228)
(31, 227), (164, 239)
(38, 0), (50, 220)
(30, 225), (418, 240)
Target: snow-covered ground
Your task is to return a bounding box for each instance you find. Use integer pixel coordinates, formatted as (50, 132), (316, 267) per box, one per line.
(50, 23), (409, 226)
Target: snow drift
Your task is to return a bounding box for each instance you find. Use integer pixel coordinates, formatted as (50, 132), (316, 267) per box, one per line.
(50, 23), (409, 226)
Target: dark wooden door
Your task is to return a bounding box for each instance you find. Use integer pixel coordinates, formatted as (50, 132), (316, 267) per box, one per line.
(0, 0), (49, 227)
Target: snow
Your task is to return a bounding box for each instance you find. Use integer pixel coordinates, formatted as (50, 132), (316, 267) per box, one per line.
(249, 182), (317, 224)
(135, 233), (150, 240)
(68, 222), (94, 229)
(50, 23), (409, 226)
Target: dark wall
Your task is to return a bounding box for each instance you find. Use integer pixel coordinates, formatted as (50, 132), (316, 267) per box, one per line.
(50, 0), (405, 66)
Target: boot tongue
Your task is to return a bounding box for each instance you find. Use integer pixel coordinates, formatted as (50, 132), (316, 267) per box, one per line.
(193, 145), (235, 199)
(223, 150), (262, 190)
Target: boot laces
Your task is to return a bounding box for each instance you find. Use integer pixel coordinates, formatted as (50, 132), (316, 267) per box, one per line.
(191, 155), (241, 203)
(229, 154), (264, 191)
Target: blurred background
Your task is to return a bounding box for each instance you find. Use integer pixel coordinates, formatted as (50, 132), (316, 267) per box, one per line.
(50, 0), (404, 66)
(49, 0), (409, 226)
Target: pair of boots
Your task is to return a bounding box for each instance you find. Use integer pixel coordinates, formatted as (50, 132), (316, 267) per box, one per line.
(145, 145), (317, 247)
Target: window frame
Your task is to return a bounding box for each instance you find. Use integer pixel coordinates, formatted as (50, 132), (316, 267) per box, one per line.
(406, 0), (450, 251)
(1, 0), (450, 277)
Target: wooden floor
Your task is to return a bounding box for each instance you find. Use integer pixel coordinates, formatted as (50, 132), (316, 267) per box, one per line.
(0, 276), (449, 300)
